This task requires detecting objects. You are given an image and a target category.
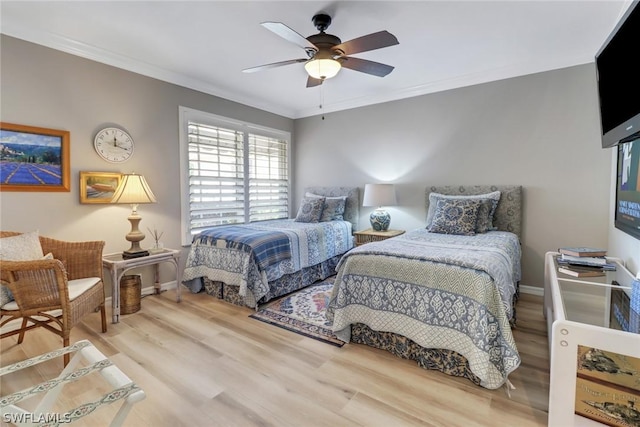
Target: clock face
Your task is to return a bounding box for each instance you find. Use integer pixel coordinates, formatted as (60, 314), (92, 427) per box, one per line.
(94, 127), (134, 163)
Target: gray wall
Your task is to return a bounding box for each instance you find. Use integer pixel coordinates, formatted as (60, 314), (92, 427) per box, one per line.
(0, 36), (294, 295)
(608, 151), (640, 275)
(294, 65), (615, 289)
(2, 35), (637, 293)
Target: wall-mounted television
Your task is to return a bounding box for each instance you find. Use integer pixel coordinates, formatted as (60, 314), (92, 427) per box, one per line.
(615, 141), (640, 240)
(595, 1), (640, 148)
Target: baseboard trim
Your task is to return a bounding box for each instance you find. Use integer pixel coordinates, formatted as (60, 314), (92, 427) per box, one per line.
(520, 284), (543, 296)
(1, 282), (178, 333)
(105, 280), (177, 305)
(105, 281), (544, 301)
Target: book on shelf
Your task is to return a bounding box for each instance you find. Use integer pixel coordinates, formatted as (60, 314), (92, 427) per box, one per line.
(558, 266), (606, 277)
(558, 246), (607, 257)
(560, 253), (608, 265)
(556, 256), (617, 271)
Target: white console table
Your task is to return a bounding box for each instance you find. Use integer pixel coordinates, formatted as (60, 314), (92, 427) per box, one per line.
(543, 251), (639, 426)
(102, 249), (182, 323)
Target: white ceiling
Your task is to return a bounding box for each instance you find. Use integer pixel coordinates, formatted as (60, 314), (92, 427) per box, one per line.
(0, 1), (632, 119)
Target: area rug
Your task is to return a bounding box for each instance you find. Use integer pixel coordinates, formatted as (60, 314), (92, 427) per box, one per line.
(249, 278), (344, 347)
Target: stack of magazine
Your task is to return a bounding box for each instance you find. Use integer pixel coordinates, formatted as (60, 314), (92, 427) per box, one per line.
(556, 247), (616, 277)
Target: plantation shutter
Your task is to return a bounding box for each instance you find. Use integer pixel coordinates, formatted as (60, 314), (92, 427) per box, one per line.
(248, 134), (289, 222)
(186, 120), (289, 236)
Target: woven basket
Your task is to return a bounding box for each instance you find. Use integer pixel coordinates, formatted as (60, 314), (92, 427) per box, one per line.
(120, 275), (141, 314)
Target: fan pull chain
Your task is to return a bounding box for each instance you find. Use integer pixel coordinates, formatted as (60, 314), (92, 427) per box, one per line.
(319, 83), (325, 120)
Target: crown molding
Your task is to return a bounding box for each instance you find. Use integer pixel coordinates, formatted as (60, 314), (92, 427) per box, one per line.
(1, 23), (298, 119)
(2, 22), (595, 120)
(295, 53), (595, 119)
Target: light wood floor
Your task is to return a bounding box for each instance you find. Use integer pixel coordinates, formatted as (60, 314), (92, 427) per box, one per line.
(0, 289), (550, 427)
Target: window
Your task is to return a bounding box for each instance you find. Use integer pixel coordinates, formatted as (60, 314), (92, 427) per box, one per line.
(179, 107), (290, 245)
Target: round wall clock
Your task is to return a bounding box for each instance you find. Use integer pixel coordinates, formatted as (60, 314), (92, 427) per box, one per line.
(94, 127), (134, 163)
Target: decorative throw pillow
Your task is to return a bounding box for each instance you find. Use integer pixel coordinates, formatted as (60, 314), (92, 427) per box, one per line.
(0, 231), (46, 306)
(0, 286), (13, 308)
(475, 199), (496, 234)
(320, 197), (346, 221)
(294, 197), (325, 223)
(305, 192), (347, 222)
(426, 191), (501, 233)
(0, 231), (44, 260)
(427, 199), (481, 236)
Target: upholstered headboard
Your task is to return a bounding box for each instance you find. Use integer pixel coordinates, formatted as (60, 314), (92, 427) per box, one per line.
(425, 185), (523, 239)
(304, 186), (360, 231)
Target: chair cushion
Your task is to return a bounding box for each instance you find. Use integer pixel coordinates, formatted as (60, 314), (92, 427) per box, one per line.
(68, 277), (102, 301)
(0, 277), (101, 311)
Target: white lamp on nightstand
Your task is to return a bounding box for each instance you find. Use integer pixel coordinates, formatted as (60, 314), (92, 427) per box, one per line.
(362, 183), (397, 231)
(111, 173), (157, 259)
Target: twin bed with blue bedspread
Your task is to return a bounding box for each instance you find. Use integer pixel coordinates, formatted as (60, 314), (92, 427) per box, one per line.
(182, 187), (359, 308)
(328, 185), (524, 390)
(182, 183), (524, 390)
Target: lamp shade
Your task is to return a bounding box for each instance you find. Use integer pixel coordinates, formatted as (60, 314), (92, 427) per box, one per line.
(111, 173), (156, 259)
(362, 183), (397, 207)
(305, 58), (341, 80)
(111, 173), (157, 205)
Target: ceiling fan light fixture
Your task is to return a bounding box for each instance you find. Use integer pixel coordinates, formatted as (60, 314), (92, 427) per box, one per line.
(305, 58), (341, 80)
(250, 15), (398, 87)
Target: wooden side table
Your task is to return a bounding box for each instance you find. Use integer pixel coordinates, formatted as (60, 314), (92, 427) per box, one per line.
(102, 248), (181, 323)
(353, 228), (405, 246)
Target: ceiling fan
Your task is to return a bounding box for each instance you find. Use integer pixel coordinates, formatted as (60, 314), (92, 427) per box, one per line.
(243, 13), (399, 88)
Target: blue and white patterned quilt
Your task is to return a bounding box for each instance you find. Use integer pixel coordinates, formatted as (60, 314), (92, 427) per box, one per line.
(328, 228), (521, 389)
(196, 226), (291, 270)
(183, 219), (353, 307)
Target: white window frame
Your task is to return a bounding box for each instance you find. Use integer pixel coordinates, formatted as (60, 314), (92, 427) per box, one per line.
(178, 106), (291, 246)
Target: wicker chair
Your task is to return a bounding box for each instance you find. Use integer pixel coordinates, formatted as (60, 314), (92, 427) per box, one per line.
(0, 231), (107, 365)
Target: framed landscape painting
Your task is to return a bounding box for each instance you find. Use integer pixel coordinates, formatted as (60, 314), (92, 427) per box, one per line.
(80, 171), (122, 204)
(0, 122), (70, 192)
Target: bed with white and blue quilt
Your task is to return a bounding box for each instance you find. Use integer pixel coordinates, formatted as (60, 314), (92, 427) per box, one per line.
(328, 185), (523, 390)
(182, 187), (359, 308)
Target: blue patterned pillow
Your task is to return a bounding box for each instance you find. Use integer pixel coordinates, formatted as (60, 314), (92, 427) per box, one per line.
(294, 197), (325, 223)
(475, 199), (496, 233)
(320, 197), (346, 221)
(305, 192), (346, 221)
(427, 191), (500, 233)
(427, 198), (481, 235)
(0, 286), (13, 308)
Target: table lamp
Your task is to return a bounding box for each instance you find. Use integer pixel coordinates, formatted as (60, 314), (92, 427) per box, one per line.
(362, 183), (397, 231)
(111, 173), (157, 259)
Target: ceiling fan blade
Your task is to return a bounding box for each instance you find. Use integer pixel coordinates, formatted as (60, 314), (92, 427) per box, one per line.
(243, 58), (308, 73)
(334, 30), (399, 55)
(339, 56), (394, 77)
(261, 22), (318, 52)
(306, 76), (324, 88)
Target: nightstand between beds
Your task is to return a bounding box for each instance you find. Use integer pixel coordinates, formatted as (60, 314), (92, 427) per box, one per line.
(353, 229), (405, 246)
